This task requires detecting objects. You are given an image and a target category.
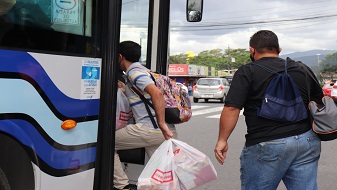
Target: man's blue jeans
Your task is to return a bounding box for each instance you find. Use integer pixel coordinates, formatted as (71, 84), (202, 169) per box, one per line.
(240, 130), (321, 190)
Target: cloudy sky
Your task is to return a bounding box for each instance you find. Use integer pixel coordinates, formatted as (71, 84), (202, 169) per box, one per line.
(169, 0), (337, 56)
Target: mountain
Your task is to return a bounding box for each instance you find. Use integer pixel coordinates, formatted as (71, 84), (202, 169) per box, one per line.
(280, 50), (337, 67)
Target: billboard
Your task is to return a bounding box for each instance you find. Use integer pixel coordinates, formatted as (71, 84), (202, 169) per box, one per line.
(168, 64), (188, 75)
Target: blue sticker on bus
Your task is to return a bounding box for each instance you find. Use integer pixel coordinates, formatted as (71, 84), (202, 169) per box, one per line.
(82, 66), (100, 80)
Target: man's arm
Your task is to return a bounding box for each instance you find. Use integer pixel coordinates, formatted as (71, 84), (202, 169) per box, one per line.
(214, 106), (240, 165)
(144, 84), (173, 140)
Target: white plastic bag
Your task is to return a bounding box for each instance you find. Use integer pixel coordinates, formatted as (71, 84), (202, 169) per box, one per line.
(138, 140), (180, 190)
(171, 139), (217, 190)
(116, 88), (133, 130)
(138, 139), (217, 190)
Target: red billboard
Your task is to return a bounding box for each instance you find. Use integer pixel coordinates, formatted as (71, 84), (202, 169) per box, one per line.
(168, 64), (188, 75)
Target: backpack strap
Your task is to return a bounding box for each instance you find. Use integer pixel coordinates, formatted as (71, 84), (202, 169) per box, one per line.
(129, 85), (159, 129)
(126, 67), (159, 129)
(252, 59), (288, 74)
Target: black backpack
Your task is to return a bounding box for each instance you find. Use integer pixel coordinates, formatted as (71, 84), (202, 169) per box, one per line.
(255, 59), (308, 122)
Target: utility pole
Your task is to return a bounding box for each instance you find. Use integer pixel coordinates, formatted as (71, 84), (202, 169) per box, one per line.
(316, 54), (321, 65)
(227, 45), (231, 74)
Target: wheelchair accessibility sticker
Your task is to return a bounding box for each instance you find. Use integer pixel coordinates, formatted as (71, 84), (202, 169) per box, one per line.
(81, 59), (101, 99)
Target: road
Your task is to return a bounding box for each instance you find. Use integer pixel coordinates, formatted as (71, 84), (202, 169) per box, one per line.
(175, 99), (337, 190)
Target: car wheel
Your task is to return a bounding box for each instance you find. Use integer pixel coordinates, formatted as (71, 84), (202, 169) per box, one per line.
(193, 98), (199, 103)
(205, 99), (209, 103)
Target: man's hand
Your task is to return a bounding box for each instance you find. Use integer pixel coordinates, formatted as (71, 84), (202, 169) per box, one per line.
(214, 140), (228, 165)
(118, 80), (126, 93)
(159, 123), (173, 140)
(214, 106), (240, 165)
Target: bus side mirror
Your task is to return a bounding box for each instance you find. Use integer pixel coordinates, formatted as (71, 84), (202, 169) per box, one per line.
(186, 0), (203, 22)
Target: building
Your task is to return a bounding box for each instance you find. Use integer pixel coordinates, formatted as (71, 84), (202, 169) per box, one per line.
(168, 64), (216, 86)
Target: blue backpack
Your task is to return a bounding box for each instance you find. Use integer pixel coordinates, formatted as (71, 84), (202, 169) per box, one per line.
(255, 59), (308, 122)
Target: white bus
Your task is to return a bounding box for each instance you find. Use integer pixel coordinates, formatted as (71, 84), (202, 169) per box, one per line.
(0, 0), (203, 189)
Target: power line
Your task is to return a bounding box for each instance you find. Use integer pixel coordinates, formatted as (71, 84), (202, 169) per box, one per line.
(170, 14), (337, 31)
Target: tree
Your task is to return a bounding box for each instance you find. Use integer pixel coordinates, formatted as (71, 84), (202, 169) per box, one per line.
(228, 48), (250, 69)
(321, 52), (337, 72)
(168, 53), (188, 64)
(168, 48), (251, 71)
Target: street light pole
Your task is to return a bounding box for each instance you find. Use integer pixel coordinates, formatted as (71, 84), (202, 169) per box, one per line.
(316, 53), (321, 65)
(227, 45), (231, 74)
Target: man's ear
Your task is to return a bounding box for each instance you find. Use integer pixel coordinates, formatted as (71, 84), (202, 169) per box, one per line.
(278, 48), (282, 54)
(249, 47), (255, 54)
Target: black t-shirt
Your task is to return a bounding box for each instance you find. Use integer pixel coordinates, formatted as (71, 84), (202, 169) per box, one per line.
(225, 57), (323, 146)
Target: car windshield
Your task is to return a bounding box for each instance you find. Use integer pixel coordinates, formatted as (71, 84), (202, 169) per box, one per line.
(198, 79), (220, 86)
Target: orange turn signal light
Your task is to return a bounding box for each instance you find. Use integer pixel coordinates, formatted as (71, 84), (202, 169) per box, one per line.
(61, 120), (77, 130)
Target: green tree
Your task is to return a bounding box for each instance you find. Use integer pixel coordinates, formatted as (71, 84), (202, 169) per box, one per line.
(168, 53), (188, 64)
(168, 48), (251, 71)
(321, 52), (337, 72)
(227, 48), (251, 69)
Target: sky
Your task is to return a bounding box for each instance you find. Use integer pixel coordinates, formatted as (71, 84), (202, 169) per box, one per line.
(169, 0), (337, 56)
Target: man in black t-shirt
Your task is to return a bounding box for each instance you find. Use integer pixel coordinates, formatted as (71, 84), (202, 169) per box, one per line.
(214, 30), (323, 190)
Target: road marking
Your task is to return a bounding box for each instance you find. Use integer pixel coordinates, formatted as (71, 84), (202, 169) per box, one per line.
(191, 105), (209, 110)
(192, 107), (224, 116)
(206, 110), (244, 118)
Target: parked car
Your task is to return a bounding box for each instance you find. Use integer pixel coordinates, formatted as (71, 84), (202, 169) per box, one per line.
(322, 83), (333, 97)
(176, 82), (188, 93)
(193, 77), (230, 103)
(223, 75), (233, 85)
(331, 81), (337, 97)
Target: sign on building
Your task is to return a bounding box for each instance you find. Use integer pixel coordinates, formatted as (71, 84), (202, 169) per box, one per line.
(168, 64), (188, 75)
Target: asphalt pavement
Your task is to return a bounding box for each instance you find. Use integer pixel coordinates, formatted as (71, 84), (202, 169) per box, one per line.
(175, 99), (337, 190)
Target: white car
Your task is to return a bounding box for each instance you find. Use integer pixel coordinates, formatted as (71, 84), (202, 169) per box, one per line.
(176, 82), (188, 93)
(193, 78), (230, 103)
(331, 81), (337, 97)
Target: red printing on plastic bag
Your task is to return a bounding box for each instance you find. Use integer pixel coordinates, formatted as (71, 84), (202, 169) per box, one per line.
(118, 110), (133, 121)
(173, 148), (180, 155)
(151, 169), (173, 183)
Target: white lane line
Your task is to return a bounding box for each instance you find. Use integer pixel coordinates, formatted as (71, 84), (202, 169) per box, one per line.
(206, 110), (244, 118)
(191, 105), (209, 110)
(192, 107), (224, 116)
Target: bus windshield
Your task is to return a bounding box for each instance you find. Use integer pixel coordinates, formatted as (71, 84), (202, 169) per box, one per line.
(0, 0), (96, 55)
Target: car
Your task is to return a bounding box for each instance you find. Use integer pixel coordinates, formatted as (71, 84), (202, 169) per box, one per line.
(322, 82), (333, 97)
(193, 78), (230, 103)
(331, 81), (337, 97)
(223, 75), (233, 85)
(176, 82), (188, 93)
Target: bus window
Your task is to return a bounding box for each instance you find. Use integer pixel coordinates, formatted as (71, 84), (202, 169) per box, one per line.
(120, 0), (149, 65)
(51, 0), (93, 37)
(0, 0), (97, 56)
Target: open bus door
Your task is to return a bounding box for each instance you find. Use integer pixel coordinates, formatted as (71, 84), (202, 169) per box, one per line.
(94, 0), (203, 189)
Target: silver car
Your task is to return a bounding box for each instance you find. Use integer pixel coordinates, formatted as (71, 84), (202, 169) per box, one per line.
(193, 78), (230, 103)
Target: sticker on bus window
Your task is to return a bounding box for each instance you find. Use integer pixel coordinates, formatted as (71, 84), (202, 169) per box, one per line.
(52, 0), (80, 25)
(81, 59), (101, 100)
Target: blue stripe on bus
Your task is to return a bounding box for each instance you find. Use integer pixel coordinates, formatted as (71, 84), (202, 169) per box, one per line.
(0, 80), (98, 145)
(0, 50), (99, 118)
(0, 119), (96, 170)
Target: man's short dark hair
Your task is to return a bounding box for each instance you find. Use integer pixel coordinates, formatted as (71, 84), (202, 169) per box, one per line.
(119, 41), (141, 62)
(249, 30), (280, 54)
